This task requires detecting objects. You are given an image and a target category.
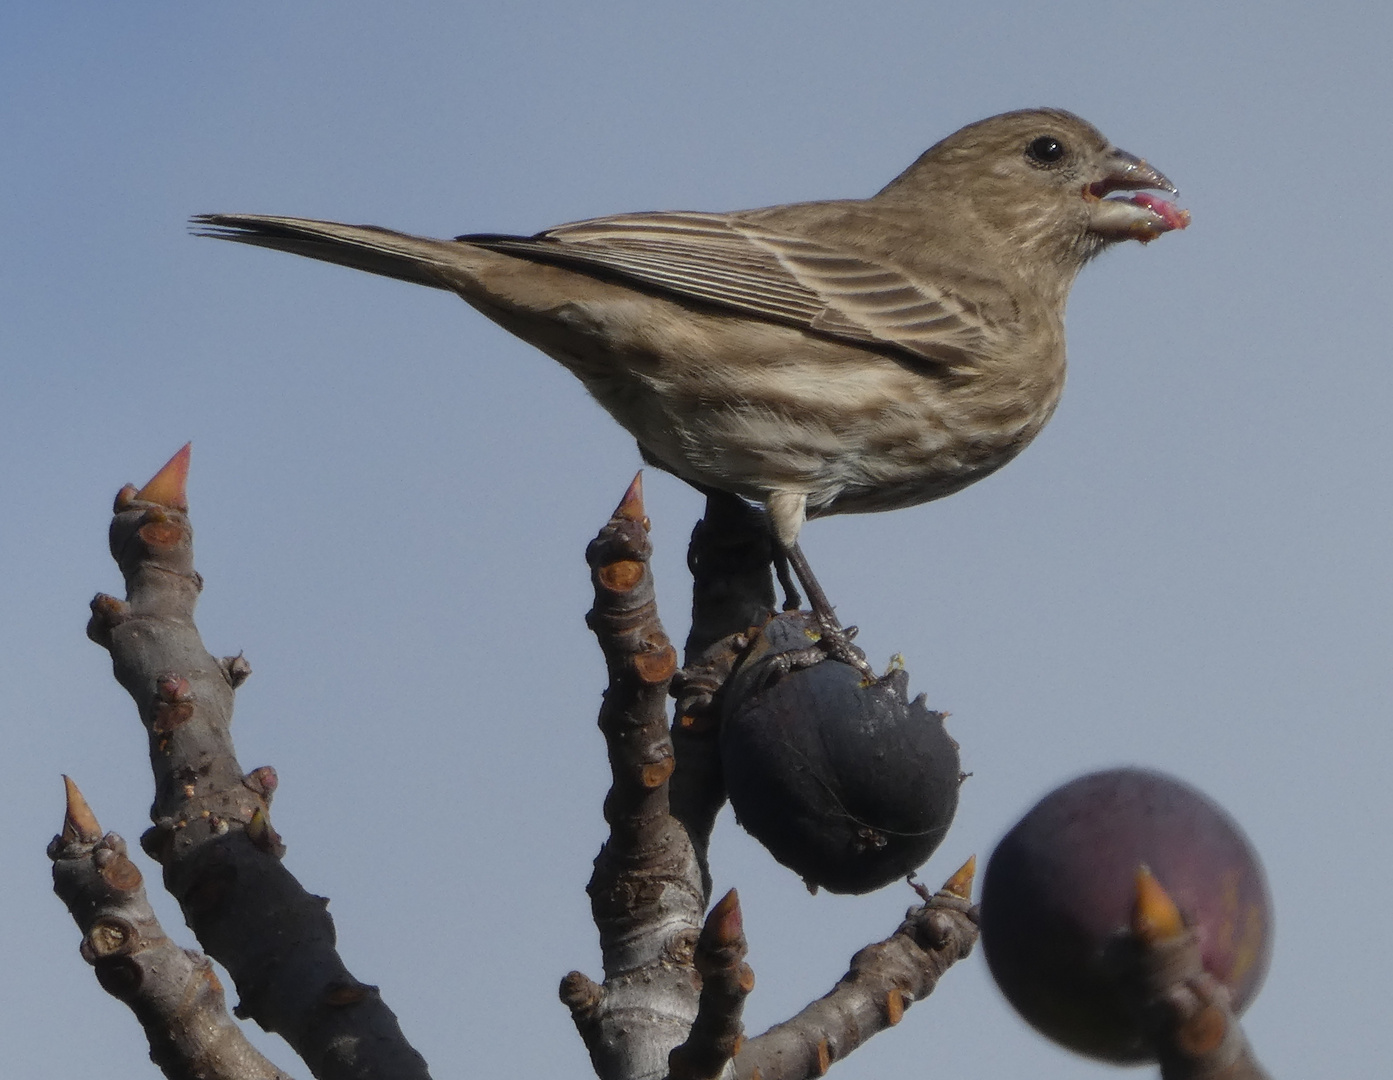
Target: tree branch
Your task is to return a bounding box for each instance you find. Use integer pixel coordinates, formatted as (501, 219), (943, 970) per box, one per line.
(670, 493), (776, 896)
(1132, 869), (1273, 1080)
(668, 888), (754, 1080)
(733, 861), (980, 1080)
(49, 776), (294, 1080)
(683, 493), (776, 661)
(563, 474), (707, 1080)
(84, 445), (430, 1080)
(1154, 972), (1272, 1080)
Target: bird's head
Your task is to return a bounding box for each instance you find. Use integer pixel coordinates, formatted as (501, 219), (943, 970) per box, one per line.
(875, 108), (1188, 285)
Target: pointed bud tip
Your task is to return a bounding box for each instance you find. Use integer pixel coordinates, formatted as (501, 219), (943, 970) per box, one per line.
(61, 775), (102, 844)
(708, 887), (743, 940)
(1132, 864), (1185, 943)
(941, 854), (976, 899)
(614, 471), (648, 525)
(134, 443), (191, 510)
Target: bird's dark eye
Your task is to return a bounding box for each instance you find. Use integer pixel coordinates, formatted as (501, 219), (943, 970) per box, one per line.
(1025, 136), (1066, 165)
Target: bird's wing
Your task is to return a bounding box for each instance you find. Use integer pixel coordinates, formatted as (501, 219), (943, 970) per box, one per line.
(459, 211), (991, 365)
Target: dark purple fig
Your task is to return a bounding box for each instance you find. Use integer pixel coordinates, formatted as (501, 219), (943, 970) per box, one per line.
(719, 612), (961, 894)
(980, 767), (1272, 1063)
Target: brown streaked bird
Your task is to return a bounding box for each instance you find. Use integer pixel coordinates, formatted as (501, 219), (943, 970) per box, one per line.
(195, 108), (1187, 651)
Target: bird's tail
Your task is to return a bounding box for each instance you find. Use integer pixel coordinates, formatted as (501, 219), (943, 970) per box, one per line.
(190, 214), (461, 290)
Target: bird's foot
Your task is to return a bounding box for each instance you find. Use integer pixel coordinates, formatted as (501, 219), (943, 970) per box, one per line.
(754, 616), (881, 685)
(775, 540), (884, 682)
(736, 615), (865, 693)
(811, 612), (882, 684)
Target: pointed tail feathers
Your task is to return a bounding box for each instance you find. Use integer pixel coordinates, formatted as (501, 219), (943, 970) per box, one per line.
(191, 214), (462, 290)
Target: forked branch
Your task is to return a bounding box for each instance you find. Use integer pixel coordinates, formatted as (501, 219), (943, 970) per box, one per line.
(83, 445), (429, 1080)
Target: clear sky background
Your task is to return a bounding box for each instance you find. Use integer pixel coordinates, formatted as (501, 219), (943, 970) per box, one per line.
(4, 4), (1388, 1077)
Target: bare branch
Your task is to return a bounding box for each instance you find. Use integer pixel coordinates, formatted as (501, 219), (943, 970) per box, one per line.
(671, 493), (776, 896)
(733, 861), (980, 1080)
(668, 889), (754, 1080)
(49, 776), (294, 1080)
(683, 492), (776, 661)
(564, 474), (706, 1080)
(86, 446), (430, 1080)
(1153, 971), (1272, 1080)
(1131, 870), (1274, 1080)
(669, 630), (745, 901)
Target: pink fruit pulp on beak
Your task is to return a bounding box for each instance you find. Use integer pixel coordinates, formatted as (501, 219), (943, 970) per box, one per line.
(1126, 191), (1191, 231)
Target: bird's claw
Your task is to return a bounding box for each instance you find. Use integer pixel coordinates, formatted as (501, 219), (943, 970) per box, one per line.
(748, 644), (830, 691)
(811, 614), (880, 684)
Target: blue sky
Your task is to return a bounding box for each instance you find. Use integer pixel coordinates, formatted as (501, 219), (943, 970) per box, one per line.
(5, 4), (1389, 1077)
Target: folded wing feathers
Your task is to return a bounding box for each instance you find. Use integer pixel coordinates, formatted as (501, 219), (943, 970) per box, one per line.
(749, 230), (986, 359)
(472, 211), (979, 362)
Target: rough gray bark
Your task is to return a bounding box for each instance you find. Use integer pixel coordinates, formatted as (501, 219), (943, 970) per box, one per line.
(49, 776), (294, 1080)
(667, 889), (754, 1080)
(560, 474), (707, 1080)
(83, 445), (430, 1080)
(733, 866), (979, 1080)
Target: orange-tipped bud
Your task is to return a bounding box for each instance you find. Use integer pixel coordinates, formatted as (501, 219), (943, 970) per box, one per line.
(614, 471), (649, 528)
(941, 854), (977, 899)
(1132, 864), (1185, 943)
(134, 443), (191, 510)
(61, 775), (103, 845)
(706, 888), (744, 945)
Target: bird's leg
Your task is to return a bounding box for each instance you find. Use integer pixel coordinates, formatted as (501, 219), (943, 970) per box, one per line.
(783, 542), (838, 625)
(782, 541), (879, 682)
(772, 548), (803, 611)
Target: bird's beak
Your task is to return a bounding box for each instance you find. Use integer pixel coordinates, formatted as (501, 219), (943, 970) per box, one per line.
(1085, 148), (1190, 242)
(1090, 149), (1177, 197)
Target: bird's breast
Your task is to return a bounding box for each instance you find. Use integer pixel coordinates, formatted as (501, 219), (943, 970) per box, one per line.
(468, 272), (1067, 517)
